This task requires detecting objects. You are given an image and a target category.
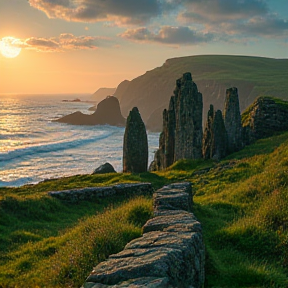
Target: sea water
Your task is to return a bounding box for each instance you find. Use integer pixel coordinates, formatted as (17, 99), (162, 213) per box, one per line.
(0, 94), (159, 187)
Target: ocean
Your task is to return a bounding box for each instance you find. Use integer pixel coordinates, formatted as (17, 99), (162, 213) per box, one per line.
(0, 94), (159, 187)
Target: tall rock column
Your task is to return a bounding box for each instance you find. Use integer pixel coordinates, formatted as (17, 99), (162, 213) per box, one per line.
(224, 87), (243, 153)
(123, 107), (148, 173)
(174, 72), (203, 160)
(203, 105), (228, 160)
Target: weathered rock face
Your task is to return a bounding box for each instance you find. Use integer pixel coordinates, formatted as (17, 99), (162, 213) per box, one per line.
(82, 182), (205, 288)
(224, 87), (243, 153)
(203, 105), (228, 160)
(242, 96), (288, 144)
(174, 73), (203, 160)
(55, 96), (126, 126)
(92, 163), (116, 174)
(151, 73), (203, 170)
(123, 107), (148, 173)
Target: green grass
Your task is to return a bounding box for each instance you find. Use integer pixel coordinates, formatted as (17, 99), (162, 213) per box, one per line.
(2, 131), (288, 287)
(0, 196), (153, 287)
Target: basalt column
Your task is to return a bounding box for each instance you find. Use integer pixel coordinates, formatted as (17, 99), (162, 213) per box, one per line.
(174, 72), (203, 160)
(123, 107), (148, 173)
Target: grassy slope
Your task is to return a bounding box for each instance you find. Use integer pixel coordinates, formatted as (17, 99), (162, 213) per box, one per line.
(2, 131), (288, 287)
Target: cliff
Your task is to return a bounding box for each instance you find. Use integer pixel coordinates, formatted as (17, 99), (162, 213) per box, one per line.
(114, 55), (288, 131)
(91, 87), (116, 102)
(55, 96), (126, 126)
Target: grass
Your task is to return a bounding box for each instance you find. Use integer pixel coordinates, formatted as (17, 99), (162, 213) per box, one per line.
(2, 131), (288, 287)
(0, 196), (153, 287)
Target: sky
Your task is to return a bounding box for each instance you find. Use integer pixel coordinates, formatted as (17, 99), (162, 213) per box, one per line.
(0, 0), (288, 94)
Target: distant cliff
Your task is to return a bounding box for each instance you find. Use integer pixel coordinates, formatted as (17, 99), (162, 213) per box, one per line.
(55, 96), (126, 126)
(91, 87), (116, 102)
(114, 55), (288, 131)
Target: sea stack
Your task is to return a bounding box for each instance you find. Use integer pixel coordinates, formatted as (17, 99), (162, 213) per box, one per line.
(55, 96), (126, 126)
(123, 107), (148, 173)
(224, 87), (243, 153)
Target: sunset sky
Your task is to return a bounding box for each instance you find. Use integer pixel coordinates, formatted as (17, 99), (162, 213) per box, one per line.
(1, 0), (288, 94)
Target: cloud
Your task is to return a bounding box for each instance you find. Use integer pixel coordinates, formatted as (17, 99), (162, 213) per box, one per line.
(9, 33), (109, 52)
(179, 0), (268, 24)
(120, 26), (214, 45)
(237, 16), (288, 37)
(176, 0), (288, 40)
(28, 0), (165, 25)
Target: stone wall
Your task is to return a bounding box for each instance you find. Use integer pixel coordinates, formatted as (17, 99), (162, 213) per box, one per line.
(48, 183), (153, 202)
(82, 182), (205, 288)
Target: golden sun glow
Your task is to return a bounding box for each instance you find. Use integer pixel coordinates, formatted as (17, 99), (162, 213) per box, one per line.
(0, 37), (22, 58)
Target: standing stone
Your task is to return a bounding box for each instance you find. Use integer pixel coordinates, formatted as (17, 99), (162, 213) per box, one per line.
(123, 107), (148, 173)
(174, 72), (203, 160)
(203, 105), (228, 160)
(211, 110), (228, 160)
(165, 97), (176, 167)
(202, 105), (214, 160)
(224, 87), (243, 153)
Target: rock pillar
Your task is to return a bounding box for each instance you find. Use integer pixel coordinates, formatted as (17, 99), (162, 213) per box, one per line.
(224, 87), (243, 153)
(174, 72), (203, 160)
(123, 107), (148, 173)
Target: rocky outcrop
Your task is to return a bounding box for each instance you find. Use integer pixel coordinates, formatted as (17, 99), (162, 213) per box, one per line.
(48, 183), (153, 202)
(203, 105), (228, 160)
(55, 96), (126, 126)
(224, 87), (243, 153)
(92, 163), (116, 174)
(242, 96), (288, 144)
(82, 182), (205, 288)
(151, 73), (203, 170)
(123, 107), (148, 173)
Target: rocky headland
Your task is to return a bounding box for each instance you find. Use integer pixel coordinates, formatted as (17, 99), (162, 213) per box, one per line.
(55, 96), (126, 126)
(150, 72), (288, 171)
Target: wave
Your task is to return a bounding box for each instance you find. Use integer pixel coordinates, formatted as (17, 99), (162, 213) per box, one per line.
(0, 177), (35, 188)
(0, 131), (114, 162)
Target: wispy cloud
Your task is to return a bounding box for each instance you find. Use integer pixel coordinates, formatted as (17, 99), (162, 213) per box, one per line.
(10, 33), (109, 52)
(120, 26), (214, 45)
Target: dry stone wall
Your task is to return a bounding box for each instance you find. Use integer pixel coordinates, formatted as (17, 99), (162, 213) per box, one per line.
(48, 183), (153, 202)
(82, 182), (205, 288)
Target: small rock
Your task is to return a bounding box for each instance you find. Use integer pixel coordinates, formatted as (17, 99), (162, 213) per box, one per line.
(92, 163), (116, 174)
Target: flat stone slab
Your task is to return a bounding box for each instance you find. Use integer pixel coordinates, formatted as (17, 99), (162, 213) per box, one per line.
(153, 182), (193, 212)
(84, 277), (171, 288)
(143, 211), (201, 234)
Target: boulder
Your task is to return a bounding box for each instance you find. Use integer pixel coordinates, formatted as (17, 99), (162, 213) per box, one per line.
(55, 96), (126, 126)
(92, 163), (116, 174)
(123, 107), (148, 173)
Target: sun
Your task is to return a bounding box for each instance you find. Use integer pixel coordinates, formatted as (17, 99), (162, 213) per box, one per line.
(0, 37), (22, 58)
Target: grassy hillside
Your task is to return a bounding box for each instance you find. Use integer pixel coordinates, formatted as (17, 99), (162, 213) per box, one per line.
(2, 131), (288, 286)
(116, 55), (288, 131)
